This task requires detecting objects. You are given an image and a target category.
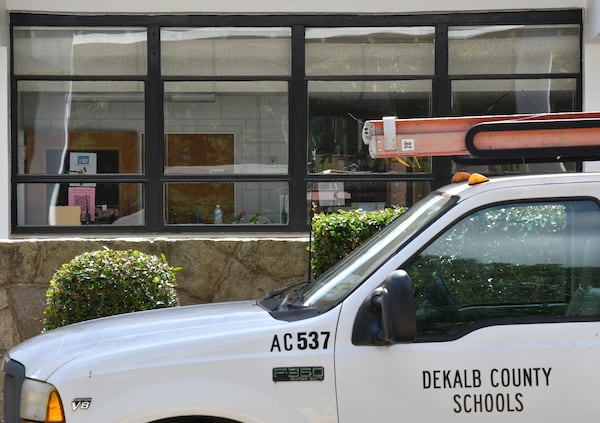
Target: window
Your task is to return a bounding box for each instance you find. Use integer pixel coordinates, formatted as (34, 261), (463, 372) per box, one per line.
(163, 81), (289, 225)
(306, 27), (435, 215)
(160, 28), (292, 227)
(449, 24), (580, 116)
(404, 200), (600, 340)
(161, 27), (291, 76)
(10, 11), (583, 234)
(13, 26), (147, 75)
(449, 24), (581, 175)
(448, 25), (580, 76)
(13, 26), (147, 228)
(305, 27), (435, 76)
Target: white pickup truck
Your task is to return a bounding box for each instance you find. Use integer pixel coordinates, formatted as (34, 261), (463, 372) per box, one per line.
(4, 171), (600, 423)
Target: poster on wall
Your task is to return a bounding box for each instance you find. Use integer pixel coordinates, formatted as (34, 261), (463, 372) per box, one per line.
(68, 186), (96, 222)
(69, 152), (97, 186)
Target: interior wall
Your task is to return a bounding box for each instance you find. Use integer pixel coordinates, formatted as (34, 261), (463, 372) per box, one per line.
(164, 92), (288, 222)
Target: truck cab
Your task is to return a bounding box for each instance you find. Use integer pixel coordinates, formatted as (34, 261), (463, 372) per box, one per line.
(4, 114), (600, 422)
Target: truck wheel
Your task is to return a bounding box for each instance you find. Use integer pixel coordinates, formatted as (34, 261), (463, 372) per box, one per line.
(150, 417), (242, 423)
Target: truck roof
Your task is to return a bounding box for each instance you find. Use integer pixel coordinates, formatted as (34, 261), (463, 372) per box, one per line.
(438, 171), (600, 199)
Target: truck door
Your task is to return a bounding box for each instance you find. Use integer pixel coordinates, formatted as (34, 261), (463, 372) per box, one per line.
(336, 199), (600, 422)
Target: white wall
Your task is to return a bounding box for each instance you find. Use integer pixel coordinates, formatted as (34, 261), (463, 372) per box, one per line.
(584, 44), (600, 111)
(3, 0), (588, 14)
(581, 0), (600, 172)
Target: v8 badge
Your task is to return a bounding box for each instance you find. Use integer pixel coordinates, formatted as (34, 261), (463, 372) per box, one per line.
(72, 397), (92, 412)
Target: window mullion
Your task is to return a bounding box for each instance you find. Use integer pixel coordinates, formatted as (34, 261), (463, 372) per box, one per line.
(146, 24), (164, 230)
(290, 24), (308, 231)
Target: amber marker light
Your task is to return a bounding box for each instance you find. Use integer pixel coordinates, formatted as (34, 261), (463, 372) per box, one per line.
(467, 173), (490, 185)
(46, 389), (66, 422)
(451, 172), (472, 183)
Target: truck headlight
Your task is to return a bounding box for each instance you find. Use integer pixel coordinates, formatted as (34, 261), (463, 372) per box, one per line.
(20, 378), (65, 423)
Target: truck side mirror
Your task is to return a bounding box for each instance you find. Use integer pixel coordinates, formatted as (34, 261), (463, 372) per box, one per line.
(352, 270), (417, 346)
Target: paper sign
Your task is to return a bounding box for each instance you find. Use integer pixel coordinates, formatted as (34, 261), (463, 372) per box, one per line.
(68, 187), (96, 222)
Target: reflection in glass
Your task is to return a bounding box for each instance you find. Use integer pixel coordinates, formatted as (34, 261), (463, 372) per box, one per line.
(451, 79), (577, 116)
(17, 81), (145, 176)
(17, 183), (144, 226)
(448, 24), (580, 75)
(164, 81), (288, 175)
(451, 79), (578, 175)
(13, 27), (147, 76)
(308, 80), (432, 175)
(307, 181), (431, 216)
(161, 27), (291, 76)
(164, 181), (289, 225)
(305, 27), (435, 76)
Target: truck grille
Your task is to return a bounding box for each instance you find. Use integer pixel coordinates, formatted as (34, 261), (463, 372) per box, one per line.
(2, 356), (25, 423)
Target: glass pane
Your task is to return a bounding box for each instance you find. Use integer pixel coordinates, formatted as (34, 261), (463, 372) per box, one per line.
(451, 79), (577, 116)
(161, 27), (291, 76)
(405, 200), (600, 338)
(164, 81), (288, 175)
(308, 80), (432, 174)
(164, 181), (289, 225)
(16, 183), (144, 226)
(13, 27), (147, 75)
(306, 27), (435, 76)
(17, 81), (145, 175)
(451, 78), (577, 175)
(449, 24), (580, 75)
(307, 180), (431, 215)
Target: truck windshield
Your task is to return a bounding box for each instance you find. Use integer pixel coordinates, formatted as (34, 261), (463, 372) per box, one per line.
(299, 192), (456, 309)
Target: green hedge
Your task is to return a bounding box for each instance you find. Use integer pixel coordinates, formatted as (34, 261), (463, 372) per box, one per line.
(44, 248), (180, 331)
(310, 207), (406, 278)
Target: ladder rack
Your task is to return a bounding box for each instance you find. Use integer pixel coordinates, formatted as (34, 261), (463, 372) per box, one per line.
(361, 112), (600, 161)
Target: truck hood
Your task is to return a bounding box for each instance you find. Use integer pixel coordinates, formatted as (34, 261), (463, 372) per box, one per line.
(8, 301), (278, 381)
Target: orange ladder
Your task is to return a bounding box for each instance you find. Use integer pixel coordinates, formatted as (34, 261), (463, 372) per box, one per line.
(361, 112), (600, 159)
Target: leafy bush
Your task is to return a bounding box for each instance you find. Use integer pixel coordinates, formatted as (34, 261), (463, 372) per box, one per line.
(44, 248), (180, 331)
(310, 207), (406, 278)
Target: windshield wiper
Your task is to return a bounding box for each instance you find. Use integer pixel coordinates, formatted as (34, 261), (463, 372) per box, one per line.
(263, 280), (312, 300)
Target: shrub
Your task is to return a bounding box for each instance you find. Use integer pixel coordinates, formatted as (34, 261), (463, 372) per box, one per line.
(310, 207), (406, 278)
(44, 248), (180, 331)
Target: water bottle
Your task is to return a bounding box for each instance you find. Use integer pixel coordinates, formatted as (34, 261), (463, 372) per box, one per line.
(214, 205), (223, 224)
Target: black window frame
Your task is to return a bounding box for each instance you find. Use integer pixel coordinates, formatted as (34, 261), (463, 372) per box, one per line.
(9, 10), (583, 235)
